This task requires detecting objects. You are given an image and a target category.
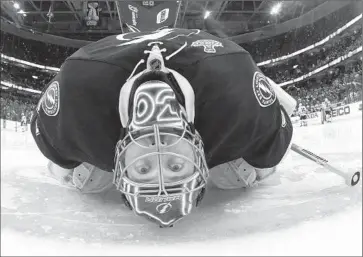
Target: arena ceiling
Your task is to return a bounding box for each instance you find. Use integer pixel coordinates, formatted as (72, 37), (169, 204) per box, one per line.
(1, 0), (328, 40)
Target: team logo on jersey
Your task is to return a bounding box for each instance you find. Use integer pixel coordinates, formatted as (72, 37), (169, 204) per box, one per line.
(191, 39), (223, 53)
(156, 202), (172, 214)
(253, 72), (276, 107)
(116, 29), (200, 46)
(41, 81), (60, 116)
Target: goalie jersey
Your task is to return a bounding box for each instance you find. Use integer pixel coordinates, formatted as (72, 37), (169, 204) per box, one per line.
(31, 29), (293, 172)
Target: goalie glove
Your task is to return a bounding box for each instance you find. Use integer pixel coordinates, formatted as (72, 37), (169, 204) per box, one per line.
(209, 158), (276, 190)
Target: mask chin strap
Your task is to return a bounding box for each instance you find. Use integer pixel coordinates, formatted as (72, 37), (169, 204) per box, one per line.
(119, 45), (195, 128)
(168, 68), (195, 125)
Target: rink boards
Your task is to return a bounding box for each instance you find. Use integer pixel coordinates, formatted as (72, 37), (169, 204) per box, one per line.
(291, 101), (362, 126)
(0, 119), (29, 132)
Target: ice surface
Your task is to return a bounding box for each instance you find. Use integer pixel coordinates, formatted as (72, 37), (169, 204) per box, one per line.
(1, 207), (361, 256)
(1, 112), (362, 256)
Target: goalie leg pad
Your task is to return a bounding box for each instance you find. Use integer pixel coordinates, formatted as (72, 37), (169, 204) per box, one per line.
(209, 158), (277, 190)
(209, 158), (257, 189)
(72, 163), (114, 194)
(47, 161), (75, 188)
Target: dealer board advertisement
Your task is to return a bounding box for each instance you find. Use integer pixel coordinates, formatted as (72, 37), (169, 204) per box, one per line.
(291, 101), (361, 126)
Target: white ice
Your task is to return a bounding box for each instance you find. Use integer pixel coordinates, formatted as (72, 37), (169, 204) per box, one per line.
(1, 110), (362, 256)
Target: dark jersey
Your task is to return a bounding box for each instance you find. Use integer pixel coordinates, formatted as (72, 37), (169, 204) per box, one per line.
(31, 28), (293, 172)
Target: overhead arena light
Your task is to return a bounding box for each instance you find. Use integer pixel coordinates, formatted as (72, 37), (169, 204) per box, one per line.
(13, 2), (20, 9)
(17, 9), (26, 16)
(270, 2), (282, 15)
(204, 11), (211, 19)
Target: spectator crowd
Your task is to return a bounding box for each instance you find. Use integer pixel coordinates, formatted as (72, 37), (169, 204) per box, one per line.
(1, 31), (77, 67)
(242, 2), (360, 62)
(1, 62), (55, 91)
(262, 27), (362, 83)
(0, 93), (36, 123)
(289, 65), (362, 114)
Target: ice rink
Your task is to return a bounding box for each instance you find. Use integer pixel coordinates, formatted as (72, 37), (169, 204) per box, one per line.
(1, 109), (362, 256)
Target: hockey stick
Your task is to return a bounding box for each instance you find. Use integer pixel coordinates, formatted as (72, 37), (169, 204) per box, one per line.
(291, 143), (361, 187)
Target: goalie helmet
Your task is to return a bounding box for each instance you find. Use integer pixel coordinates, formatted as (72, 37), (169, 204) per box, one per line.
(113, 44), (209, 228)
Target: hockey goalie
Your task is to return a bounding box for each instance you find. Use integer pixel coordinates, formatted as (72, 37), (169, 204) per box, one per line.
(31, 28), (297, 228)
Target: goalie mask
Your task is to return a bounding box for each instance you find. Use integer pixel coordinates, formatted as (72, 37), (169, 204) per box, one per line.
(114, 45), (209, 228)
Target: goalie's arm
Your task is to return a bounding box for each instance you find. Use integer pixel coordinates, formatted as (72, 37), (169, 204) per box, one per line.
(30, 78), (81, 169)
(238, 54), (295, 169)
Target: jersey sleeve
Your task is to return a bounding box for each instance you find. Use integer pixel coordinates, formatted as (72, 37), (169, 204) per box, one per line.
(240, 54), (293, 168)
(30, 57), (128, 172)
(30, 74), (81, 169)
(192, 52), (293, 169)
